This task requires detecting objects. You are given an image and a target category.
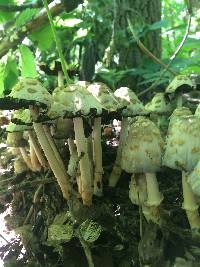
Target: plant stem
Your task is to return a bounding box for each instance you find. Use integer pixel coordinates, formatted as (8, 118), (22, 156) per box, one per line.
(42, 0), (71, 84)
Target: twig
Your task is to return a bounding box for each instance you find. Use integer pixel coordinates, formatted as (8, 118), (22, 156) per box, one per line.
(127, 17), (177, 77)
(137, 14), (192, 97)
(0, 233), (9, 244)
(0, 1), (43, 12)
(42, 0), (71, 84)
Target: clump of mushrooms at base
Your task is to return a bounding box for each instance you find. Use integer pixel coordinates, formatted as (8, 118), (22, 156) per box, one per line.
(2, 73), (200, 232)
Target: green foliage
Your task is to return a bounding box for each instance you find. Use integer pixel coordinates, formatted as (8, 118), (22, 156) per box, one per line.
(15, 8), (38, 28)
(29, 24), (54, 51)
(0, 0), (15, 23)
(19, 45), (37, 78)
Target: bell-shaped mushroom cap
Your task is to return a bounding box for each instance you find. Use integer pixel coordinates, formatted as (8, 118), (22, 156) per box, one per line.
(114, 87), (147, 116)
(168, 107), (192, 127)
(87, 82), (120, 112)
(145, 93), (173, 114)
(121, 116), (164, 173)
(48, 84), (103, 119)
(163, 115), (200, 172)
(165, 75), (193, 94)
(188, 160), (200, 197)
(8, 78), (51, 108)
(11, 109), (32, 125)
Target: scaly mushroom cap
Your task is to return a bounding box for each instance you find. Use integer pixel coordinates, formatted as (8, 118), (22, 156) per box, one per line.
(165, 75), (193, 94)
(87, 82), (120, 112)
(114, 87), (147, 116)
(168, 107), (192, 127)
(121, 116), (164, 173)
(145, 93), (173, 114)
(11, 109), (32, 125)
(163, 115), (200, 172)
(48, 84), (103, 119)
(9, 78), (52, 108)
(188, 160), (200, 197)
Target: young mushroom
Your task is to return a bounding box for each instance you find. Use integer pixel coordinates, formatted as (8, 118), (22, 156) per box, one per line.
(108, 87), (147, 187)
(121, 116), (164, 223)
(163, 112), (200, 230)
(6, 122), (33, 171)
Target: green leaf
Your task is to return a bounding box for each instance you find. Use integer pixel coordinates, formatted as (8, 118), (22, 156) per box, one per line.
(29, 24), (54, 51)
(148, 19), (169, 31)
(0, 0), (15, 23)
(19, 45), (37, 78)
(4, 57), (18, 94)
(15, 8), (38, 27)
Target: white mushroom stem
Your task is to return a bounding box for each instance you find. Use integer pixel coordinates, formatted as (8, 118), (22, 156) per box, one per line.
(32, 122), (71, 199)
(145, 173), (163, 207)
(19, 147), (33, 171)
(93, 117), (103, 196)
(177, 95), (183, 107)
(29, 106), (71, 198)
(29, 141), (41, 172)
(58, 71), (64, 87)
(43, 124), (66, 173)
(73, 117), (93, 206)
(182, 171), (200, 229)
(109, 118), (129, 187)
(28, 131), (48, 169)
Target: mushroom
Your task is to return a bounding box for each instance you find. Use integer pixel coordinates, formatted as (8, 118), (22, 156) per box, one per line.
(6, 122), (33, 171)
(108, 87), (147, 187)
(48, 83), (103, 205)
(14, 156), (29, 175)
(11, 109), (47, 170)
(163, 112), (200, 230)
(165, 75), (193, 107)
(7, 78), (71, 200)
(145, 92), (174, 135)
(121, 116), (164, 223)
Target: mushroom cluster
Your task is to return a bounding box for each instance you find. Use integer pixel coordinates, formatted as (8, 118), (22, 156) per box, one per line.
(2, 74), (200, 233)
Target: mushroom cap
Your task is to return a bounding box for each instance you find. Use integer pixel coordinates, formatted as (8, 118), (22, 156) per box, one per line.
(48, 84), (103, 118)
(11, 109), (32, 125)
(163, 115), (200, 172)
(165, 75), (193, 94)
(145, 93), (173, 114)
(168, 107), (192, 127)
(188, 160), (200, 197)
(114, 87), (147, 116)
(121, 116), (164, 173)
(6, 78), (52, 109)
(87, 82), (120, 112)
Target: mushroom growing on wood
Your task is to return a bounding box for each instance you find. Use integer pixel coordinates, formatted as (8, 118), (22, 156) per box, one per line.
(121, 116), (164, 223)
(163, 113), (200, 230)
(108, 87), (147, 187)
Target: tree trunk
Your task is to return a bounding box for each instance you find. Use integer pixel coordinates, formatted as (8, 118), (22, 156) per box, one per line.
(116, 0), (161, 88)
